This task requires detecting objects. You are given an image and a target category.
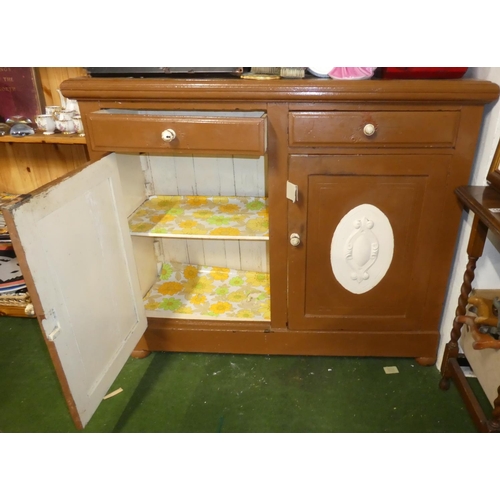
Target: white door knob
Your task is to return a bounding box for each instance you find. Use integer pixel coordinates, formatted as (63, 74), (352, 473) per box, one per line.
(363, 123), (376, 136)
(161, 129), (176, 142)
(290, 233), (301, 247)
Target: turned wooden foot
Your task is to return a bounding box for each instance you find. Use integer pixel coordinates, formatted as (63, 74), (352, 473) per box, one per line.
(415, 356), (436, 366)
(439, 376), (451, 391)
(131, 349), (151, 359)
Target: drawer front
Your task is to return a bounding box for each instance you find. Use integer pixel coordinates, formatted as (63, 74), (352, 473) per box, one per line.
(289, 111), (460, 148)
(87, 111), (266, 155)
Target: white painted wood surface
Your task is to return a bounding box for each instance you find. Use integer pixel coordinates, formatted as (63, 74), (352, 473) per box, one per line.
(10, 154), (147, 428)
(330, 204), (394, 294)
(146, 154), (266, 196)
(114, 153), (148, 217)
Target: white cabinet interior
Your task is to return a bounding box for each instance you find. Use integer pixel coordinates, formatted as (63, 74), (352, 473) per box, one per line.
(117, 152), (270, 323)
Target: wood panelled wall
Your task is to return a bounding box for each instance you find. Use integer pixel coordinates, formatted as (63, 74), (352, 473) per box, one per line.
(37, 67), (88, 107)
(0, 68), (89, 194)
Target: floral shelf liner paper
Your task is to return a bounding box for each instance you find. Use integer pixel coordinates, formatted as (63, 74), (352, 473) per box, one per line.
(144, 262), (270, 322)
(128, 195), (269, 240)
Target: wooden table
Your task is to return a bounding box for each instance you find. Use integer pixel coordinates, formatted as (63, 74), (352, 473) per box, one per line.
(439, 185), (500, 432)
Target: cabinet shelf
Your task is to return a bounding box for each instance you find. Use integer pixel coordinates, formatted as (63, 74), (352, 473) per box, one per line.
(144, 262), (270, 321)
(129, 195), (269, 240)
(0, 132), (86, 145)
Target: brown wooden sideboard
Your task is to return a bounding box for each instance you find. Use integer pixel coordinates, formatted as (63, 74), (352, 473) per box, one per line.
(3, 77), (499, 428)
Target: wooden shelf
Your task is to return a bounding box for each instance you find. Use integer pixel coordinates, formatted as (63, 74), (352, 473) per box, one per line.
(0, 303), (33, 318)
(129, 195), (269, 240)
(144, 261), (270, 321)
(0, 132), (86, 145)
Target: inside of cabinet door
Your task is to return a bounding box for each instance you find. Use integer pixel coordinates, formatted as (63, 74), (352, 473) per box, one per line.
(6, 153), (147, 428)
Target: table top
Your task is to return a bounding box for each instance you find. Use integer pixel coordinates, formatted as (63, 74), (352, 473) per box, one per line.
(456, 185), (500, 235)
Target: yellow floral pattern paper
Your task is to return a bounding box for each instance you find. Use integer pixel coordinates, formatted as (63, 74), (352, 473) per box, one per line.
(144, 262), (270, 321)
(129, 195), (269, 240)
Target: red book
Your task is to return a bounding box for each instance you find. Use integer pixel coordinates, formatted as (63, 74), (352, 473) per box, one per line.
(0, 67), (44, 121)
(380, 68), (468, 79)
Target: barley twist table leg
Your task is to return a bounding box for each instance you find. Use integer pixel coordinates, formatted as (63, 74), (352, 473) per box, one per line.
(439, 255), (479, 389)
(440, 214), (487, 391)
(488, 386), (500, 432)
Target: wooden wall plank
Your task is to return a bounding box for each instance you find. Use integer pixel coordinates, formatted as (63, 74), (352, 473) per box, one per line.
(0, 143), (88, 194)
(0, 68), (89, 195)
(37, 67), (88, 107)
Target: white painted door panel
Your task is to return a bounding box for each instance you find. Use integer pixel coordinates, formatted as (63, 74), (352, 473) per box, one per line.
(7, 154), (147, 428)
(330, 203), (394, 294)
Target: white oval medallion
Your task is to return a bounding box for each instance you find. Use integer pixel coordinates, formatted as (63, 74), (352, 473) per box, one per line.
(330, 204), (394, 294)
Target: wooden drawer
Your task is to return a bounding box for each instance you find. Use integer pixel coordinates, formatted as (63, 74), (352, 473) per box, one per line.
(87, 110), (267, 155)
(289, 111), (460, 148)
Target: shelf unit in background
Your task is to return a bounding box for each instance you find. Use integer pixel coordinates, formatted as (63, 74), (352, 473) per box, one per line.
(0, 67), (89, 317)
(0, 132), (86, 146)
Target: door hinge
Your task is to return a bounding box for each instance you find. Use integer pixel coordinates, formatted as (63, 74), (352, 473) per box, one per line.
(42, 309), (62, 342)
(47, 325), (62, 342)
(286, 181), (298, 203)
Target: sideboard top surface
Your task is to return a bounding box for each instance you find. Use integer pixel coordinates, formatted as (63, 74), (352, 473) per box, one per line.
(60, 77), (500, 104)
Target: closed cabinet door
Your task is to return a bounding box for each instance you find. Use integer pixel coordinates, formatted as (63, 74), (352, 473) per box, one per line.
(287, 154), (451, 332)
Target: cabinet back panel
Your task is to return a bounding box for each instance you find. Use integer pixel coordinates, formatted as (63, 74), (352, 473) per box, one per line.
(146, 154), (267, 197)
(160, 239), (269, 273)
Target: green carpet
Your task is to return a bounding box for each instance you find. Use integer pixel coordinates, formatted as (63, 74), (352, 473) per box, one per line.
(0, 316), (491, 432)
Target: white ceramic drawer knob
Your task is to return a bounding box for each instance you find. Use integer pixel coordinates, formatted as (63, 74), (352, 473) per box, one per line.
(290, 233), (301, 247)
(161, 129), (176, 142)
(363, 123), (376, 136)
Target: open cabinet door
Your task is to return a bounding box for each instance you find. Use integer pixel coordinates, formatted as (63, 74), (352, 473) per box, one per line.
(3, 154), (147, 429)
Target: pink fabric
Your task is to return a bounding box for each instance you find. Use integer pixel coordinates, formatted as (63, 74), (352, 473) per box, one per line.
(327, 67), (376, 80)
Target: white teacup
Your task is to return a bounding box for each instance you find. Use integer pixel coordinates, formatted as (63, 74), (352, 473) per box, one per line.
(35, 114), (56, 135)
(56, 118), (76, 135)
(72, 115), (85, 136)
(45, 105), (61, 117)
(56, 110), (76, 121)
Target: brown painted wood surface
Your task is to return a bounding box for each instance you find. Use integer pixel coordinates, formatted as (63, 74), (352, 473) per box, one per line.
(289, 110), (460, 148)
(287, 154), (449, 334)
(266, 103), (289, 330)
(61, 77), (500, 104)
(137, 318), (439, 358)
(87, 112), (266, 155)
